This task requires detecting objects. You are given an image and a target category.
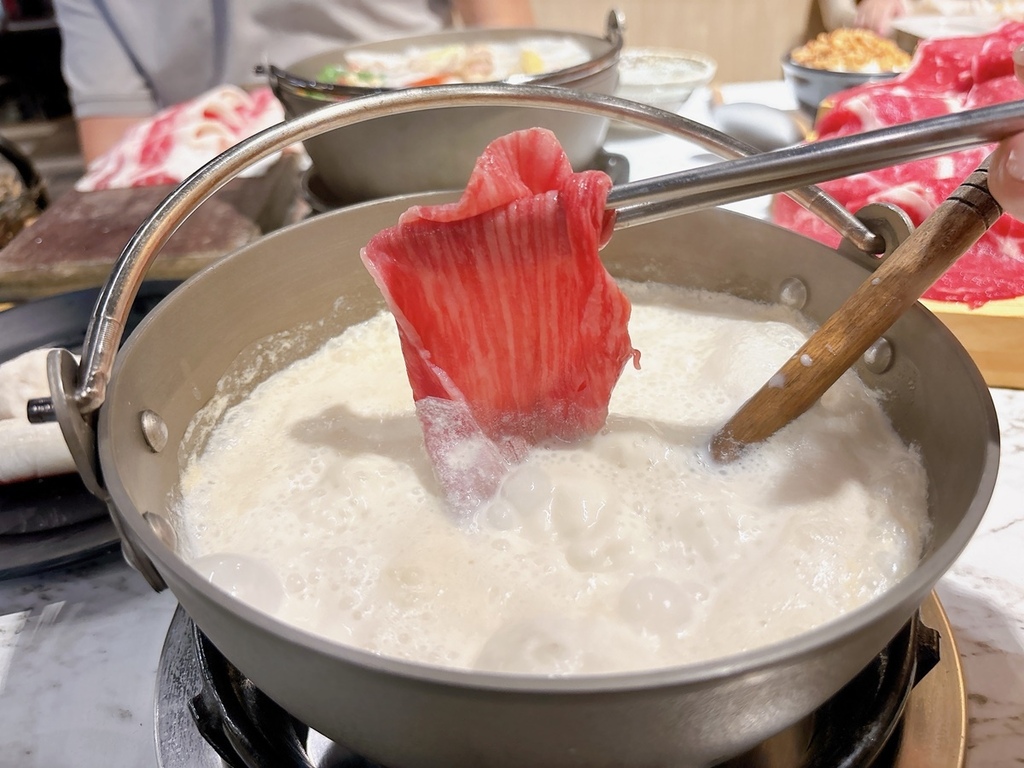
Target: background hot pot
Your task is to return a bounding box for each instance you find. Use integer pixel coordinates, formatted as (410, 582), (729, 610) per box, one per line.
(265, 13), (622, 203)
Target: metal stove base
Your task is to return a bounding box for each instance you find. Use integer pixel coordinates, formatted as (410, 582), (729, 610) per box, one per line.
(154, 592), (966, 768)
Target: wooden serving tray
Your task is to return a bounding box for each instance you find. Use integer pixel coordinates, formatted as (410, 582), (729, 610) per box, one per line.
(923, 297), (1024, 390)
(0, 155), (300, 303)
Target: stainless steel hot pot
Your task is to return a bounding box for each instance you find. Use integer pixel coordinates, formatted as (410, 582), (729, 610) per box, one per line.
(46, 86), (998, 767)
(265, 13), (622, 203)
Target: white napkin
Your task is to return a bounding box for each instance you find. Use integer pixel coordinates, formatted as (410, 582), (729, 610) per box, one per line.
(0, 348), (77, 483)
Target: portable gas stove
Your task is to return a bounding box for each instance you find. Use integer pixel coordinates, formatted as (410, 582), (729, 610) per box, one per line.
(153, 593), (966, 768)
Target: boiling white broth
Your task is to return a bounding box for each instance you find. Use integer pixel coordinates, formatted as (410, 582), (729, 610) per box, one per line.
(174, 282), (930, 675)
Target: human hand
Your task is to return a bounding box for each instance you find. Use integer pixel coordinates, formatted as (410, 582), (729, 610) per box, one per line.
(988, 46), (1024, 220)
(853, 0), (907, 36)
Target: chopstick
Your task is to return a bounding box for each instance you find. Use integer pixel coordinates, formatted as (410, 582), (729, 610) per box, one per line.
(607, 98), (1024, 231)
(709, 155), (1001, 462)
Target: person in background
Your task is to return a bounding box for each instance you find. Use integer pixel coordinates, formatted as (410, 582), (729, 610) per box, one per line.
(847, 0), (909, 35)
(51, 0), (535, 164)
(820, 0), (1024, 36)
(819, 0), (917, 35)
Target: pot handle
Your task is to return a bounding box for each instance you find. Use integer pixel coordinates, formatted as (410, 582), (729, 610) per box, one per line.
(40, 84), (893, 490)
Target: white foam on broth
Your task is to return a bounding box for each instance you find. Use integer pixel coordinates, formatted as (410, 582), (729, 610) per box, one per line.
(174, 282), (930, 675)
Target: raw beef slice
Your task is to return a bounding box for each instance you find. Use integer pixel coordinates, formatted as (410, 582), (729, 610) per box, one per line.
(361, 128), (638, 510)
(774, 22), (1024, 307)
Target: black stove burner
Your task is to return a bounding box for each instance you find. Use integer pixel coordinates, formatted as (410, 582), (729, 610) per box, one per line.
(188, 618), (315, 768)
(173, 611), (938, 768)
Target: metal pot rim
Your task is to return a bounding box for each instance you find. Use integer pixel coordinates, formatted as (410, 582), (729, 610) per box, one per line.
(99, 199), (1000, 696)
(40, 62), (996, 701)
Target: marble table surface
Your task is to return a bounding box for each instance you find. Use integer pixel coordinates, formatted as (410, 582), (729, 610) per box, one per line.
(1, 82), (1022, 767)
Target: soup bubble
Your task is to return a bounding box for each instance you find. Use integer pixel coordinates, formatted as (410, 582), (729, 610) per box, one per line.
(618, 576), (695, 636)
(192, 552), (286, 614)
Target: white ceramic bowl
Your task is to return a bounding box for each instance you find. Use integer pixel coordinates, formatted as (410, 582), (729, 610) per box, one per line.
(614, 47), (717, 113)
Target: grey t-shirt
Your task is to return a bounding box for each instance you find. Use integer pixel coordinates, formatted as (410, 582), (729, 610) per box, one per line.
(52, 0), (453, 117)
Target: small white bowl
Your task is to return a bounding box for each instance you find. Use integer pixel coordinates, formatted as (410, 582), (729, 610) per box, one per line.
(614, 47), (717, 113)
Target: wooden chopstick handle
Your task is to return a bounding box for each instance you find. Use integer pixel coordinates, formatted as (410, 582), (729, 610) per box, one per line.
(710, 155), (1002, 463)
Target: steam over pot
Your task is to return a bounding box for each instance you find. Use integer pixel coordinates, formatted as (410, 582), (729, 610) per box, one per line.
(49, 86), (997, 766)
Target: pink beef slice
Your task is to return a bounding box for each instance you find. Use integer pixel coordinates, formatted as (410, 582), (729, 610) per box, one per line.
(773, 21), (1024, 308)
(361, 128), (638, 508)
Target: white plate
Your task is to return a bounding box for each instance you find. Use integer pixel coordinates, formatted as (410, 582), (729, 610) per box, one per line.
(891, 14), (1002, 41)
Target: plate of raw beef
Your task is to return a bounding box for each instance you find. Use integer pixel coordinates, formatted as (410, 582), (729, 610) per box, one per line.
(773, 21), (1024, 310)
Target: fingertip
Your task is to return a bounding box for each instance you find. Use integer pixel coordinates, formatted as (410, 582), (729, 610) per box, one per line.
(1014, 44), (1024, 79)
(1007, 133), (1024, 181)
(990, 137), (1024, 221)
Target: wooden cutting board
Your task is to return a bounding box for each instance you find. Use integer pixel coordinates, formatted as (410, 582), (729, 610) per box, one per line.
(0, 155), (300, 303)
(923, 297), (1024, 390)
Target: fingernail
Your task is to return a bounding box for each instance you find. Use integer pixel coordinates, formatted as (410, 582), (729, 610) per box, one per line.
(1007, 147), (1024, 182)
(1014, 44), (1024, 67)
